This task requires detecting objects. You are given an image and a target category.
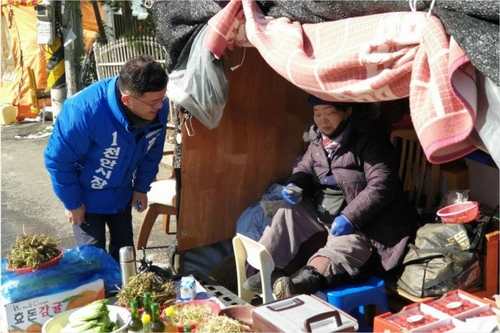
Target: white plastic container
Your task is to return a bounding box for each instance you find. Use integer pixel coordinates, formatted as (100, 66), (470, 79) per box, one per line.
(252, 294), (358, 332)
(41, 305), (130, 333)
(179, 276), (196, 301)
(1, 105), (17, 125)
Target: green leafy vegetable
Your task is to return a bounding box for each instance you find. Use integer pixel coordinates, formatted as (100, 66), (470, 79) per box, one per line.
(62, 299), (118, 333)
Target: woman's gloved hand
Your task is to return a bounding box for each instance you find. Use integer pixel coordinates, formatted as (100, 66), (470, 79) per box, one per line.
(330, 215), (354, 236)
(282, 183), (303, 205)
(321, 175), (338, 186)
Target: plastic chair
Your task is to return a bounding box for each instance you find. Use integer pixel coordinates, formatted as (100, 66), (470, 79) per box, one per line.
(232, 233), (275, 304)
(136, 149), (177, 250)
(318, 276), (389, 332)
(390, 128), (440, 213)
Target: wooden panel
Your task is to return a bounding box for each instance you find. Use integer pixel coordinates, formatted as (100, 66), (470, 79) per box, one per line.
(470, 230), (499, 299)
(177, 48), (311, 251)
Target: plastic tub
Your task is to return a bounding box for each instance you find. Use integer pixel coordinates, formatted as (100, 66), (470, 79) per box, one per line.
(42, 305), (130, 333)
(6, 250), (63, 274)
(437, 201), (479, 223)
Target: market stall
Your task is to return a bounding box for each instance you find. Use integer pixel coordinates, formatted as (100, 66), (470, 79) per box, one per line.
(146, 0), (499, 260)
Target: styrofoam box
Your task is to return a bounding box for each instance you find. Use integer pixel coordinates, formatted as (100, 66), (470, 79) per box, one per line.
(374, 290), (498, 333)
(454, 305), (499, 333)
(378, 303), (449, 332)
(412, 305), (499, 333)
(426, 290), (488, 317)
(1, 278), (104, 333)
(454, 305), (499, 322)
(411, 317), (464, 332)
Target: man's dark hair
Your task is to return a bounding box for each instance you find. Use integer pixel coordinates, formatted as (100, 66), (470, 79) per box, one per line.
(117, 55), (167, 96)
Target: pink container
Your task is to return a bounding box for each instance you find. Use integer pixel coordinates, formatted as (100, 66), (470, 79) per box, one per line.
(437, 201), (479, 223)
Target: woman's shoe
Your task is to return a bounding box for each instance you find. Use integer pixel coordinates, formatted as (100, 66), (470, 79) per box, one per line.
(273, 266), (326, 299)
(243, 270), (288, 294)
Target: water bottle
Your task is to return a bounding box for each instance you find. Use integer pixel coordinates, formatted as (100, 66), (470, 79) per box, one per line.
(119, 246), (136, 287)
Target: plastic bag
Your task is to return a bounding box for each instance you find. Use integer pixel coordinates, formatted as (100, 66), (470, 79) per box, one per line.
(235, 183), (284, 241)
(397, 223), (482, 298)
(167, 24), (228, 130)
(1, 245), (121, 302)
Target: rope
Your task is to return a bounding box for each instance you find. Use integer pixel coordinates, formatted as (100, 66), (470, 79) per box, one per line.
(427, 0), (436, 18)
(408, 0), (437, 18)
(230, 47), (247, 71)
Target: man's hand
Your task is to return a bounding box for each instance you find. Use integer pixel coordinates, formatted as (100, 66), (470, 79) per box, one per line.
(282, 183), (303, 205)
(132, 191), (148, 213)
(330, 215), (355, 236)
(66, 204), (85, 226)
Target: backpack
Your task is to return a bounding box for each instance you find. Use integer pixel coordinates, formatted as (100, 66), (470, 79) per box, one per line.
(397, 222), (485, 298)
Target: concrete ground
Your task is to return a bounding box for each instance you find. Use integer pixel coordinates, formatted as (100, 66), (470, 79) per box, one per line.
(1, 120), (177, 268)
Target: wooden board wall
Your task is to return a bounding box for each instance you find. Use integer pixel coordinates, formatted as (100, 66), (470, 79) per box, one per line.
(177, 48), (312, 251)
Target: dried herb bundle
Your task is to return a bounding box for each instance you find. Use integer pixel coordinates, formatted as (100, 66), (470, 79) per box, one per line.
(117, 272), (176, 308)
(7, 234), (59, 269)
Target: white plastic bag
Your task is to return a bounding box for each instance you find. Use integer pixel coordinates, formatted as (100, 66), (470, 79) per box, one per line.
(167, 24), (228, 130)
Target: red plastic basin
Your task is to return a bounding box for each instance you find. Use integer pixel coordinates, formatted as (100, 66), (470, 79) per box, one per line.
(437, 201), (479, 223)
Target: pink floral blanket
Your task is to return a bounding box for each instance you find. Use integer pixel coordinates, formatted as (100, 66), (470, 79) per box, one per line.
(206, 0), (478, 164)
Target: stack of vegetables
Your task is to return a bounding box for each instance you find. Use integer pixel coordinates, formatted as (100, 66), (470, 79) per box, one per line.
(117, 272), (176, 308)
(61, 299), (118, 333)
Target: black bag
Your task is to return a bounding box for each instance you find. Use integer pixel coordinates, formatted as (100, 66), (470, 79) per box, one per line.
(397, 222), (484, 298)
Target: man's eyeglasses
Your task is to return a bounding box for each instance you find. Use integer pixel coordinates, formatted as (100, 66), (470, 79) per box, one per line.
(129, 94), (165, 108)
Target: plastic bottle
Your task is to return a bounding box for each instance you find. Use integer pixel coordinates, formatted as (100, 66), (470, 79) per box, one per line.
(141, 311), (151, 333)
(183, 325), (191, 333)
(150, 302), (166, 332)
(141, 292), (153, 332)
(164, 305), (177, 333)
(127, 300), (143, 333)
(143, 291), (152, 317)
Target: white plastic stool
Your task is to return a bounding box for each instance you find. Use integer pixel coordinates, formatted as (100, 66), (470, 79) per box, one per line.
(232, 233), (276, 304)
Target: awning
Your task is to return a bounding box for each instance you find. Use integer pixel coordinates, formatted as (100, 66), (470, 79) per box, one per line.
(3, 0), (41, 6)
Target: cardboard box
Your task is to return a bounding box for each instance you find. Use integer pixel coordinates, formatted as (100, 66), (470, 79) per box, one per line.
(466, 152), (499, 209)
(374, 290), (498, 332)
(423, 162), (469, 205)
(0, 278), (104, 333)
(439, 163), (469, 198)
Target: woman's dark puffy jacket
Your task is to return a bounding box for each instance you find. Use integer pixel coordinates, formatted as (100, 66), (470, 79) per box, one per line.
(287, 112), (419, 271)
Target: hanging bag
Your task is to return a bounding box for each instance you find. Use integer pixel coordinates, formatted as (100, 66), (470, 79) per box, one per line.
(167, 24), (229, 130)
